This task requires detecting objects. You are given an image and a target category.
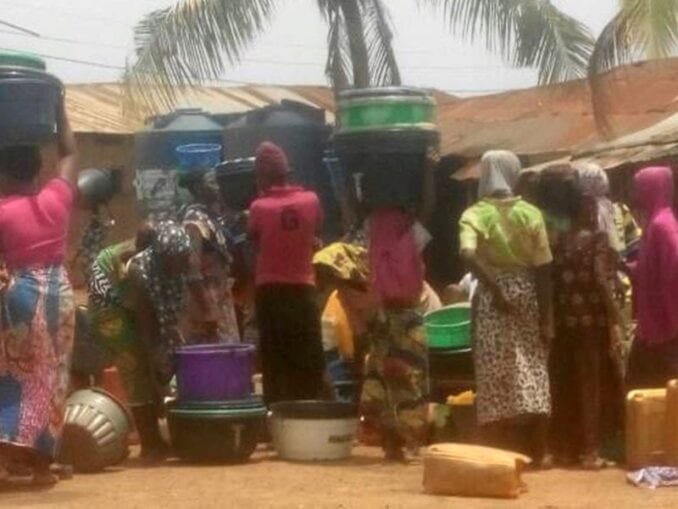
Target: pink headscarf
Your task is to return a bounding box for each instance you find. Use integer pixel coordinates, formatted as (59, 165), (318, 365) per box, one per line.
(633, 166), (678, 346)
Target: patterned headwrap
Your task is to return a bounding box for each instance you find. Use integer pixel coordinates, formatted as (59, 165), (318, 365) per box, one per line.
(313, 243), (369, 287)
(575, 163), (621, 252)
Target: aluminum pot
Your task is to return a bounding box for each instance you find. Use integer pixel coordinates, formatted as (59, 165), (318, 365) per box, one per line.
(59, 388), (132, 472)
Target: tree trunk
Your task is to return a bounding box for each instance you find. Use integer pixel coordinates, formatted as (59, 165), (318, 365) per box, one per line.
(339, 0), (370, 88)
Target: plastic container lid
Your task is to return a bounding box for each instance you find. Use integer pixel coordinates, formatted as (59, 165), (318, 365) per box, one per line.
(0, 51), (46, 70)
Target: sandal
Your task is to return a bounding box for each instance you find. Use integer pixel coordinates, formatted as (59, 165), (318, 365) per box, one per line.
(580, 454), (606, 471)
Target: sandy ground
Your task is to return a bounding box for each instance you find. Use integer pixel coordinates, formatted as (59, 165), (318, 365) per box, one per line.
(2, 447), (678, 509)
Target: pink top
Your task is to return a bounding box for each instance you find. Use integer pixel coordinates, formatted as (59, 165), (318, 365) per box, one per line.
(249, 185), (322, 287)
(633, 166), (678, 347)
(0, 178), (76, 269)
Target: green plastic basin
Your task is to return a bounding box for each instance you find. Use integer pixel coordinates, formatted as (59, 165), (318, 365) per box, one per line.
(337, 87), (437, 134)
(425, 304), (471, 350)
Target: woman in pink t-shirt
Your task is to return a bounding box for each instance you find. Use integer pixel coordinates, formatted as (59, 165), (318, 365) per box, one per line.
(0, 101), (79, 485)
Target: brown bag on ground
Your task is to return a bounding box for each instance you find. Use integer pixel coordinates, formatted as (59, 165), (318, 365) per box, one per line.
(423, 443), (531, 499)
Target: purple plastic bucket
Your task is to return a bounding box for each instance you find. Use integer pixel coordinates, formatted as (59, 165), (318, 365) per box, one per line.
(175, 344), (255, 402)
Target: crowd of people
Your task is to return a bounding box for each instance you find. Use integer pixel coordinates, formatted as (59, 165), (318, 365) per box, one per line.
(463, 153), (678, 470)
(1, 99), (678, 486)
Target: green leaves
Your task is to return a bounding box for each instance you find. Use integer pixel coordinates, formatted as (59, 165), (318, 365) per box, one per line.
(589, 0), (678, 137)
(362, 0), (402, 87)
(127, 0), (401, 113)
(126, 0), (275, 115)
(424, 0), (595, 84)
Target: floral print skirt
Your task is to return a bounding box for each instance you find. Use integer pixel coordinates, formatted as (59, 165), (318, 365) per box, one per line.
(0, 266), (75, 460)
(360, 308), (429, 450)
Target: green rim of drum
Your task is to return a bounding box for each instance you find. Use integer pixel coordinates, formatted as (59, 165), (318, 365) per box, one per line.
(337, 97), (437, 133)
(0, 51), (46, 70)
(169, 398), (267, 419)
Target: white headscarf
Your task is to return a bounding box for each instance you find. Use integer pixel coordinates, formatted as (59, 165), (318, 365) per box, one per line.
(478, 150), (522, 199)
(575, 162), (622, 252)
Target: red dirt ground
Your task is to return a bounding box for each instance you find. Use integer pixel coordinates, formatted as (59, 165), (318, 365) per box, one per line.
(2, 446), (678, 508)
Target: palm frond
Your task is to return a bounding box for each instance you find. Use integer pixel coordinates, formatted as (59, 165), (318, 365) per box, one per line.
(422, 0), (594, 84)
(513, 0), (594, 84)
(126, 0), (275, 115)
(360, 0), (401, 86)
(321, 2), (352, 90)
(588, 8), (638, 137)
(589, 0), (678, 137)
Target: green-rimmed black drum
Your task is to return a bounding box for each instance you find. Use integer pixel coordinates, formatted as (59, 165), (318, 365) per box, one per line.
(337, 86), (437, 134)
(0, 51), (63, 146)
(334, 87), (439, 208)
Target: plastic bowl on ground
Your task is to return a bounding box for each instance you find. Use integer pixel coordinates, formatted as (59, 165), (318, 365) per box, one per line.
(167, 397), (266, 463)
(175, 343), (255, 402)
(175, 143), (222, 172)
(425, 304), (471, 350)
(59, 388), (132, 472)
(269, 400), (359, 462)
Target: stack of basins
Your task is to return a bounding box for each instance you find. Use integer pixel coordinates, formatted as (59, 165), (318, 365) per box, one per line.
(168, 344), (266, 463)
(334, 86), (439, 210)
(215, 157), (257, 211)
(0, 51), (62, 146)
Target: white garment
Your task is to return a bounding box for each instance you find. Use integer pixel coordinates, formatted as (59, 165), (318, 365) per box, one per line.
(477, 150), (522, 199)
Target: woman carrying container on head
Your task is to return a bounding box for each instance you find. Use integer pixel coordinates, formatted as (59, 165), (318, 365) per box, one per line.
(459, 150), (554, 467)
(0, 101), (79, 485)
(178, 169), (240, 344)
(359, 147), (440, 462)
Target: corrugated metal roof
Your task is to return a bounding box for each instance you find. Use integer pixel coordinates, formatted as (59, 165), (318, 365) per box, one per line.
(65, 83), (339, 134)
(438, 58), (678, 159)
(520, 112), (678, 174)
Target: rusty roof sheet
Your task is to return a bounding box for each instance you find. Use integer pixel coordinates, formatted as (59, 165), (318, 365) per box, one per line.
(438, 58), (678, 159)
(519, 112), (678, 175)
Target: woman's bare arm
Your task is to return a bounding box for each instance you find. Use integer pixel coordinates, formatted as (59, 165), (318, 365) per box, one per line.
(460, 248), (512, 313)
(56, 97), (79, 186)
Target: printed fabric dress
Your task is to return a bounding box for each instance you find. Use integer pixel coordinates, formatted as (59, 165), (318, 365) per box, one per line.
(0, 268), (74, 460)
(89, 241), (158, 406)
(180, 204), (239, 343)
(459, 197), (553, 426)
(360, 308), (429, 451)
(0, 178), (76, 461)
(550, 231), (624, 459)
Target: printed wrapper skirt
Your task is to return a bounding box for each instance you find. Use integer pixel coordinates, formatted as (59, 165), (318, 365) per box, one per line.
(473, 271), (551, 426)
(0, 266), (75, 460)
